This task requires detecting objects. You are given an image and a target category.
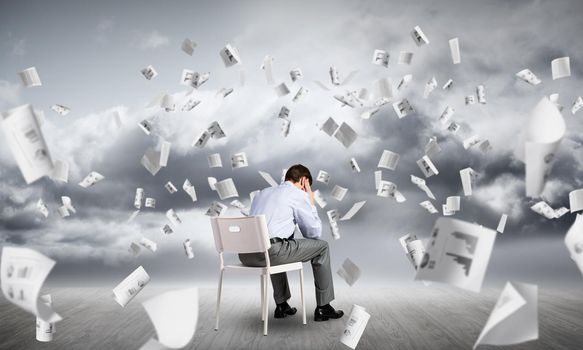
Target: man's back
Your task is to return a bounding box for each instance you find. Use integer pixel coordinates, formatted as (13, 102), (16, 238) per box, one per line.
(250, 181), (322, 239)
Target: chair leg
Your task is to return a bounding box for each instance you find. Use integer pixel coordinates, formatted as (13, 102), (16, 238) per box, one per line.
(260, 274), (265, 321)
(300, 268), (306, 325)
(263, 274), (268, 336)
(215, 269), (224, 331)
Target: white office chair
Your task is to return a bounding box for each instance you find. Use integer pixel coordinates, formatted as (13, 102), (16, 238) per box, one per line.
(210, 215), (306, 336)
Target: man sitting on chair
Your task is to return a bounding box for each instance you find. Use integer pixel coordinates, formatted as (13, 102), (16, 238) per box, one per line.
(239, 164), (344, 321)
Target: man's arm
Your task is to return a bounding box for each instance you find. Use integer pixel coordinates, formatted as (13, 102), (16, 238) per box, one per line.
(293, 178), (322, 239)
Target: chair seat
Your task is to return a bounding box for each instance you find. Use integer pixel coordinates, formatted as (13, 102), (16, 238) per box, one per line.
(224, 262), (303, 275)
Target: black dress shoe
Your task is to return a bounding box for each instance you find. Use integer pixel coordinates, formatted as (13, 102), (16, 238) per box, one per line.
(314, 304), (344, 321)
(274, 301), (297, 318)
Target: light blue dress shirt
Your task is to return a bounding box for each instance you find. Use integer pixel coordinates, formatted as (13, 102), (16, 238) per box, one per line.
(250, 181), (322, 239)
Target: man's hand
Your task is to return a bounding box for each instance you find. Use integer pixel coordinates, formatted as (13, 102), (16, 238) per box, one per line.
(300, 177), (315, 206)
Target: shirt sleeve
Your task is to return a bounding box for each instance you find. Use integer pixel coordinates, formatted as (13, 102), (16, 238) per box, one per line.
(292, 192), (322, 239)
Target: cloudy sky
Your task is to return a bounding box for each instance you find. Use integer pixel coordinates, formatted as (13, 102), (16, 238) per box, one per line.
(0, 0), (582, 290)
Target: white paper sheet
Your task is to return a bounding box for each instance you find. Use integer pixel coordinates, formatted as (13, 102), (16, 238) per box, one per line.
(292, 87), (309, 102)
(337, 258), (361, 286)
(1, 104), (55, 184)
(231, 152), (248, 169)
(415, 217), (497, 292)
(290, 68), (303, 82)
(551, 57), (570, 80)
(334, 122), (358, 148)
(206, 201), (227, 217)
(219, 43), (241, 67)
(416, 155), (439, 178)
(181, 38), (196, 56)
(377, 180), (406, 202)
(425, 136), (441, 156)
(139, 238), (158, 253)
(317, 170), (330, 184)
(411, 25), (430, 46)
(182, 179), (197, 202)
(372, 49), (389, 67)
(398, 51), (414, 65)
(349, 158), (361, 173)
(141, 65), (158, 80)
(215, 178), (239, 200)
(258, 171), (279, 187)
(497, 214), (508, 233)
(145, 198), (156, 208)
(274, 83), (290, 97)
(460, 167), (479, 196)
(134, 188), (144, 209)
(36, 294), (56, 342)
(340, 305), (370, 349)
(1, 247), (62, 323)
(516, 69), (541, 85)
(338, 200), (365, 221)
(569, 189), (583, 213)
(399, 234), (426, 269)
(449, 38), (460, 64)
(78, 171), (104, 188)
(50, 104), (70, 116)
(140, 288), (198, 349)
(446, 196), (461, 212)
(411, 175), (436, 200)
(392, 99), (414, 118)
(183, 240), (194, 259)
(473, 282), (538, 349)
(320, 117), (339, 136)
(18, 67), (42, 87)
(397, 74), (413, 90)
(313, 189), (327, 209)
(327, 209), (340, 240)
(572, 96), (583, 115)
(113, 266), (150, 307)
(515, 97), (565, 197)
(378, 150), (400, 170)
(37, 199), (49, 218)
(166, 209), (182, 227)
(420, 200), (438, 214)
(331, 185), (348, 201)
(50, 160), (69, 183)
(423, 76), (437, 99)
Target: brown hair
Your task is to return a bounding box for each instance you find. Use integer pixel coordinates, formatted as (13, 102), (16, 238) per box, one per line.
(285, 164), (312, 185)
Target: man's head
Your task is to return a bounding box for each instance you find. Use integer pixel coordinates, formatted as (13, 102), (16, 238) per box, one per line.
(285, 164), (313, 186)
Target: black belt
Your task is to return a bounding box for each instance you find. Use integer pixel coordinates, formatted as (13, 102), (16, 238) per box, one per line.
(270, 236), (295, 244)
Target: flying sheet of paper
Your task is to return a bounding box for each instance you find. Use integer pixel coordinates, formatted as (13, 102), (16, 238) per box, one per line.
(425, 136), (441, 156)
(442, 204), (455, 216)
(330, 185), (348, 201)
(215, 178), (239, 200)
(290, 68), (303, 82)
(464, 135), (483, 150)
(182, 98), (201, 112)
(530, 201), (559, 219)
(449, 38), (460, 64)
(443, 79), (454, 90)
(258, 171), (279, 188)
(399, 234), (425, 270)
(317, 170), (330, 184)
(393, 99), (414, 119)
(410, 175), (436, 199)
(477, 85), (486, 104)
(446, 196), (461, 212)
(145, 198), (156, 208)
(411, 25), (430, 46)
(166, 209), (182, 227)
(140, 288), (198, 349)
(1, 104), (55, 184)
(415, 217), (497, 292)
(378, 150), (400, 170)
(261, 55), (275, 85)
(182, 179), (197, 202)
(113, 266), (150, 307)
(320, 117), (339, 136)
(50, 104), (70, 116)
(1, 247), (62, 323)
(274, 83), (290, 97)
(337, 258), (361, 286)
(395, 76), (413, 93)
(134, 188), (144, 209)
(313, 189), (327, 209)
(398, 51), (414, 65)
(329, 66), (341, 85)
(37, 198), (49, 218)
(327, 209), (340, 240)
(340, 305), (370, 350)
(36, 294), (56, 342)
(374, 170), (382, 190)
(292, 87), (309, 102)
(572, 96), (583, 115)
(423, 76), (437, 99)
(420, 200), (438, 214)
(551, 57), (570, 80)
(183, 240), (194, 259)
(161, 224), (173, 235)
(570, 189), (583, 213)
(231, 152), (248, 169)
(50, 160), (69, 183)
(78, 171), (104, 188)
(516, 69), (541, 85)
(465, 95), (476, 105)
(340, 201), (366, 221)
(141, 65), (158, 80)
(497, 214), (508, 233)
(141, 148), (161, 176)
(207, 121), (226, 139)
(473, 282), (538, 349)
(192, 130), (211, 148)
(278, 106), (291, 119)
(460, 167), (478, 196)
(334, 122), (358, 148)
(61, 196), (76, 214)
(374, 77), (393, 99)
(377, 180), (406, 202)
(439, 106), (455, 126)
(18, 67), (42, 88)
(417, 155), (439, 178)
(349, 158), (361, 173)
(159, 141), (171, 168)
(139, 237), (158, 253)
(181, 38), (196, 56)
(208, 177), (217, 191)
(515, 97), (565, 197)
(565, 214), (583, 275)
(372, 49), (390, 68)
(219, 43), (241, 67)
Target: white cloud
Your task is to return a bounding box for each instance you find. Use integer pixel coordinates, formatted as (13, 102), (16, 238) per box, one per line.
(134, 30), (170, 49)
(474, 174), (525, 219)
(0, 80), (21, 110)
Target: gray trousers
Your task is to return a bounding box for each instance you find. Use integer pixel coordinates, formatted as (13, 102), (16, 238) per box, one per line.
(239, 238), (335, 306)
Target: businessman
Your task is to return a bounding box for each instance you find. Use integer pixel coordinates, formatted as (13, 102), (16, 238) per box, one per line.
(239, 164), (344, 321)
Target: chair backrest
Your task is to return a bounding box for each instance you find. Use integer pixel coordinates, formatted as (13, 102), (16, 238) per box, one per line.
(210, 215), (271, 254)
